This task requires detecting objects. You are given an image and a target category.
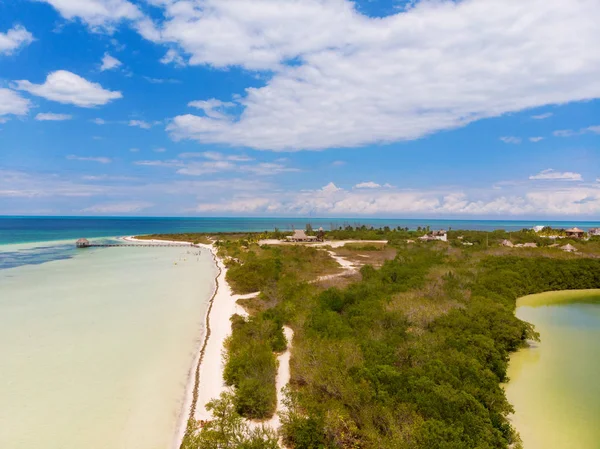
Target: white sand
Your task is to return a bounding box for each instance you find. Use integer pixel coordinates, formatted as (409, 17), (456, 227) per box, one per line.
(123, 236), (360, 447)
(258, 239), (387, 248)
(122, 237), (258, 442)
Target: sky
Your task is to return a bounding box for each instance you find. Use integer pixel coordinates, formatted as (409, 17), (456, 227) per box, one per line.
(1, 0), (599, 219)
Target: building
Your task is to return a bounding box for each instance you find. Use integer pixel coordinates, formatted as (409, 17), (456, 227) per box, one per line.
(286, 230), (318, 242)
(565, 227), (586, 239)
(76, 238), (90, 248)
(419, 230), (448, 242)
(589, 228), (600, 237)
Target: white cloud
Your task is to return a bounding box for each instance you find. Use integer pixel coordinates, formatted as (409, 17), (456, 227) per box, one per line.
(0, 169), (108, 198)
(193, 181), (600, 217)
(355, 181), (381, 189)
(128, 119), (152, 129)
(160, 48), (185, 66)
(67, 155), (112, 164)
(179, 151), (253, 162)
(36, 0), (142, 29)
(154, 147), (167, 153)
(0, 88), (30, 118)
(35, 112), (73, 121)
(553, 125), (600, 137)
(135, 151), (296, 176)
(188, 99), (236, 120)
(82, 201), (153, 213)
(531, 112), (553, 120)
(154, 0), (600, 151)
(129, 147), (140, 152)
(553, 129), (579, 137)
(529, 137), (544, 142)
(529, 169), (583, 182)
(0, 25), (34, 55)
(500, 136), (522, 145)
(100, 52), (122, 71)
(586, 125), (600, 134)
(15, 71), (122, 107)
(134, 159), (183, 167)
(91, 118), (106, 124)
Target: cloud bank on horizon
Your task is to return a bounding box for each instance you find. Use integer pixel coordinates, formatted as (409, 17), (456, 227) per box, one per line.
(0, 0), (599, 218)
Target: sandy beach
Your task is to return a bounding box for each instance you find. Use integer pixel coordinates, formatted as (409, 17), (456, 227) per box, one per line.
(122, 235), (358, 447)
(123, 236), (252, 445)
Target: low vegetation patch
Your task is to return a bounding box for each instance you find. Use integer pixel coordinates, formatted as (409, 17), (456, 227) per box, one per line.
(153, 228), (600, 449)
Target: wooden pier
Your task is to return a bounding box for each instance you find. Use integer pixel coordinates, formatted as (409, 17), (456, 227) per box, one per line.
(76, 238), (194, 249)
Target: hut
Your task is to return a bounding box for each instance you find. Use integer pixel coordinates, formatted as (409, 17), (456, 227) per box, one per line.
(420, 230), (448, 242)
(286, 230), (318, 242)
(501, 239), (514, 247)
(589, 228), (600, 237)
(565, 227), (585, 239)
(561, 244), (577, 253)
(76, 238), (90, 248)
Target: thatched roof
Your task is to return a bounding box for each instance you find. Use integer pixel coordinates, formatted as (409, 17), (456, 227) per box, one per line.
(566, 227), (584, 233)
(561, 244), (577, 252)
(293, 230), (307, 239)
(76, 238), (89, 244)
(501, 239), (514, 247)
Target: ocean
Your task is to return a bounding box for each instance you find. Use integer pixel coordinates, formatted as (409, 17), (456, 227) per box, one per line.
(0, 234), (217, 449)
(2, 216), (600, 449)
(2, 216), (600, 245)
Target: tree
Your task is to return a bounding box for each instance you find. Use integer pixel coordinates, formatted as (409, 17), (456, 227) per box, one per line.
(182, 393), (279, 449)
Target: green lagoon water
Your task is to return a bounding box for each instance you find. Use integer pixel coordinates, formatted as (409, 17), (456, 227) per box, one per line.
(505, 290), (600, 449)
(0, 241), (217, 449)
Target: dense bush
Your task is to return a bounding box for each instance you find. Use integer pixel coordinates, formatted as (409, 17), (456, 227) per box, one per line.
(223, 315), (287, 419)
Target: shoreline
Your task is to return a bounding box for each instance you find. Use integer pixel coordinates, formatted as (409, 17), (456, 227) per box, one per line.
(507, 289), (600, 448)
(122, 236), (359, 448)
(122, 236), (237, 449)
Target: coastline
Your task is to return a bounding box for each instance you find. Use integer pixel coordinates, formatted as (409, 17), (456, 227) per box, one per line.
(517, 289), (600, 307)
(122, 236), (238, 448)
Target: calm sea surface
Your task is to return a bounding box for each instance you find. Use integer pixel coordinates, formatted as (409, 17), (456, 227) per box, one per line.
(0, 230), (217, 448)
(506, 291), (600, 449)
(2, 216), (600, 245)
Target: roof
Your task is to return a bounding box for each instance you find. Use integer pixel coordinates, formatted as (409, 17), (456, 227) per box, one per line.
(76, 238), (89, 243)
(293, 230), (307, 239)
(566, 227), (585, 233)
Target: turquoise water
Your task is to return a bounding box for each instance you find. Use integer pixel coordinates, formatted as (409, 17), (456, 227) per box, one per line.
(2, 216), (599, 245)
(0, 241), (217, 449)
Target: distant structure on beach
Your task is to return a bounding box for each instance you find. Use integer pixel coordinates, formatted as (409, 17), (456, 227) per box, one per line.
(76, 238), (90, 248)
(419, 230), (448, 242)
(590, 228), (600, 237)
(287, 229), (318, 242)
(565, 227), (586, 239)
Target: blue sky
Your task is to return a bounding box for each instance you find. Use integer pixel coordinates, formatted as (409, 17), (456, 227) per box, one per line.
(1, 0), (599, 218)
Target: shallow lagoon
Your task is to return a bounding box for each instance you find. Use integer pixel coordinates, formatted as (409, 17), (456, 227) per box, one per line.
(0, 242), (217, 449)
(506, 290), (600, 449)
